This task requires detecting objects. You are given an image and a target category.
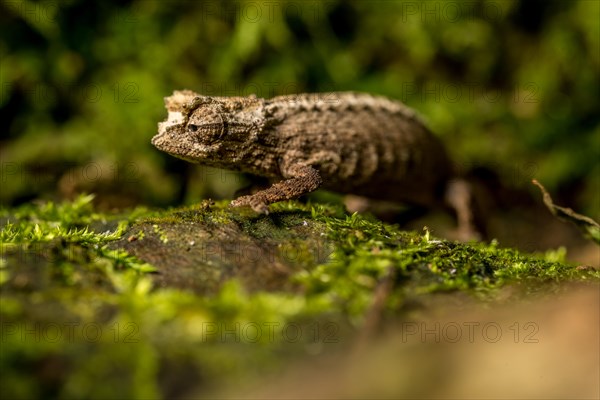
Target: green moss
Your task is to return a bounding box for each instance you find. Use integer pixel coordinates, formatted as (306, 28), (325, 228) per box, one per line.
(1, 196), (597, 398)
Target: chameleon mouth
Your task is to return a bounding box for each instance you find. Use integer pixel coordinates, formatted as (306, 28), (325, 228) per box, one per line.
(152, 113), (187, 155)
(151, 133), (203, 163)
(152, 123), (219, 163)
(152, 109), (189, 150)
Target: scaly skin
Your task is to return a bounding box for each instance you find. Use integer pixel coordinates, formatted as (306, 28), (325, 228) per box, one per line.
(152, 90), (477, 238)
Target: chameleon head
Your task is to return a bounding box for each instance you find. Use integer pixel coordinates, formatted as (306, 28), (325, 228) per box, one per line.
(152, 96), (228, 163)
(152, 92), (265, 166)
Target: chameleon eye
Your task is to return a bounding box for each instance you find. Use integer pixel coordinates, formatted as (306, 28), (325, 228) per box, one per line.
(186, 107), (226, 142)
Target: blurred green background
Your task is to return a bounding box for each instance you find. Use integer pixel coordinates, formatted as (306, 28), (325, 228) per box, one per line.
(1, 0), (598, 218)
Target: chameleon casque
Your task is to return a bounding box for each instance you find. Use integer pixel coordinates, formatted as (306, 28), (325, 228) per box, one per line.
(152, 90), (477, 238)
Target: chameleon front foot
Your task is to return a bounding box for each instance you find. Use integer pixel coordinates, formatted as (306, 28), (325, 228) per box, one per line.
(230, 195), (270, 214)
(230, 165), (322, 215)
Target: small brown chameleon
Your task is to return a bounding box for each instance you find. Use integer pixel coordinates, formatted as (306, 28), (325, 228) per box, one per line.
(152, 90), (478, 238)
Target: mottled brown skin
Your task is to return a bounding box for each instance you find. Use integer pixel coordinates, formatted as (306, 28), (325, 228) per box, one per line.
(152, 90), (475, 236)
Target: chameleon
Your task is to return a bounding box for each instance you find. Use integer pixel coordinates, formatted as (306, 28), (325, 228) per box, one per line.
(152, 90), (478, 238)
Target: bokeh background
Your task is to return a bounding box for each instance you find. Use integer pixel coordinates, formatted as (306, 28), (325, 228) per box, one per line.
(1, 0), (599, 219)
(1, 2), (599, 398)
